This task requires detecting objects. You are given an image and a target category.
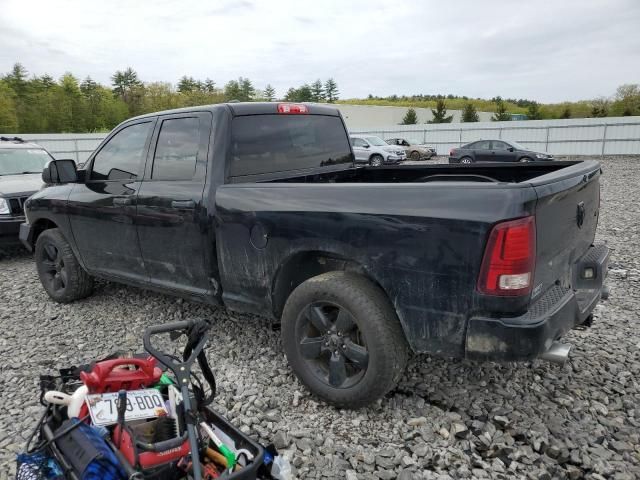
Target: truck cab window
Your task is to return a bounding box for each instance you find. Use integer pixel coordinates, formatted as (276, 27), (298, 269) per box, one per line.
(230, 115), (352, 177)
(152, 117), (200, 180)
(91, 122), (152, 181)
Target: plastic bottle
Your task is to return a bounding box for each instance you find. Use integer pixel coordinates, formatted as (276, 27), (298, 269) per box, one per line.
(271, 455), (293, 480)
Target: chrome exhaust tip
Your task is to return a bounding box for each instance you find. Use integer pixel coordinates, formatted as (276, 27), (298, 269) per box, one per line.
(540, 342), (571, 365)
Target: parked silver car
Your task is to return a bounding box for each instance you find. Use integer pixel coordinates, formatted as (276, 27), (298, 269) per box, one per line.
(350, 135), (406, 166)
(385, 137), (436, 160)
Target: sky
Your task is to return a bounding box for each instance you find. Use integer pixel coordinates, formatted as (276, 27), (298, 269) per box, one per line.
(1, 0), (639, 103)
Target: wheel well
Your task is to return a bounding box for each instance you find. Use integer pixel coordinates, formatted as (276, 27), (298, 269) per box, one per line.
(31, 219), (58, 244)
(369, 153), (383, 160)
(272, 251), (367, 318)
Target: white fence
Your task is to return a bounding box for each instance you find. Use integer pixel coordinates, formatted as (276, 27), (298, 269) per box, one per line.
(0, 133), (107, 163)
(352, 116), (640, 156)
(3, 116), (640, 160)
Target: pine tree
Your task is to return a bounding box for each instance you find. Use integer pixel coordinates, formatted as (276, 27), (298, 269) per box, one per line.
(461, 103), (479, 122)
(111, 67), (142, 114)
(80, 77), (98, 95)
(224, 80), (242, 101)
(310, 79), (324, 102)
(111, 67), (141, 98)
(204, 78), (216, 93)
(491, 97), (511, 121)
(239, 77), (255, 101)
(429, 99), (453, 123)
(264, 84), (276, 101)
(177, 76), (196, 93)
(3, 63), (28, 95)
(401, 108), (418, 125)
(324, 78), (339, 103)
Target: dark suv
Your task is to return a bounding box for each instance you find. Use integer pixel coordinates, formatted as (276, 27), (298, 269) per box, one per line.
(0, 137), (51, 244)
(449, 140), (554, 164)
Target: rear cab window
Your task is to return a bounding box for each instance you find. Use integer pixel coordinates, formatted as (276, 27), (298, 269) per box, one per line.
(229, 114), (353, 178)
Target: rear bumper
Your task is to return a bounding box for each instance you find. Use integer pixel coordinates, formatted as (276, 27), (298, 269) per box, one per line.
(0, 217), (24, 245)
(465, 244), (609, 362)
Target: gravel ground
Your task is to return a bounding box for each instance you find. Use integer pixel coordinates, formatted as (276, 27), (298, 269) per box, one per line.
(1, 156), (639, 479)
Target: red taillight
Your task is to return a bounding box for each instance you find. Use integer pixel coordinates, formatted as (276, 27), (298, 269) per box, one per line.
(449, 148), (455, 156)
(477, 216), (536, 296)
(277, 103), (308, 114)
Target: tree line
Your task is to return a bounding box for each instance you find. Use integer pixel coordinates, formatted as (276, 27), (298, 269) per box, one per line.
(1, 62), (638, 132)
(398, 85), (640, 124)
(0, 63), (341, 133)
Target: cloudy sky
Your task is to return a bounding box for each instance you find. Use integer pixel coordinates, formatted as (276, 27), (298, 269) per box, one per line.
(1, 0), (639, 102)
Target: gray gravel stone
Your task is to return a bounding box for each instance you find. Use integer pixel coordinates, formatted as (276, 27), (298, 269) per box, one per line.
(1, 156), (640, 478)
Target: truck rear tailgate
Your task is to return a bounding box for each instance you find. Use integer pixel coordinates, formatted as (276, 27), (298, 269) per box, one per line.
(530, 160), (602, 305)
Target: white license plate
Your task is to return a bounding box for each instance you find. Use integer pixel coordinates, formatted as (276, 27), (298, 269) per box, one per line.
(86, 389), (168, 426)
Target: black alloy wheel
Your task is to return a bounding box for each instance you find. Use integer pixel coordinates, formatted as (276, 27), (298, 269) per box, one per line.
(297, 301), (369, 389)
(39, 242), (68, 295)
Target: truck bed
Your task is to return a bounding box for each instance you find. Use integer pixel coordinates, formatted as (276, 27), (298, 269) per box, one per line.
(263, 160), (586, 185)
(218, 159), (602, 356)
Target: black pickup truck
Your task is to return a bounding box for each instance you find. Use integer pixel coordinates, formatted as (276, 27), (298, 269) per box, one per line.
(21, 103), (609, 408)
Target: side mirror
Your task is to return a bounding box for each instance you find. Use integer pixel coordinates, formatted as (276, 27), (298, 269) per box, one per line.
(363, 144), (370, 148)
(42, 159), (78, 184)
(508, 147), (514, 152)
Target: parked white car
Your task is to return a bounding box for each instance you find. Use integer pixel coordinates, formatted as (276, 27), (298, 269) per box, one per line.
(350, 135), (406, 166)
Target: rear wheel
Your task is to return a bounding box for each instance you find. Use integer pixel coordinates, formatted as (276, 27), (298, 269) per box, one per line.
(281, 271), (409, 408)
(369, 154), (384, 167)
(410, 150), (421, 161)
(460, 156), (473, 164)
(35, 228), (94, 303)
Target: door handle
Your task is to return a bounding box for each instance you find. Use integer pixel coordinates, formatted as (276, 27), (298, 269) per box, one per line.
(113, 197), (133, 206)
(171, 200), (195, 209)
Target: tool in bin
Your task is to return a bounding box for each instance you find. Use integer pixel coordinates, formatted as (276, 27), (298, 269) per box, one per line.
(201, 422), (236, 470)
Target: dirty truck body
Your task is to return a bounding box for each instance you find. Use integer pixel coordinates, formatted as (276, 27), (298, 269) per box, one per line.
(21, 103), (609, 407)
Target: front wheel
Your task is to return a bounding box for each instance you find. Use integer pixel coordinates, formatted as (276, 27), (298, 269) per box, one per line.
(369, 154), (383, 167)
(281, 271), (409, 408)
(35, 228), (94, 303)
(410, 150), (421, 161)
(519, 157), (533, 163)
